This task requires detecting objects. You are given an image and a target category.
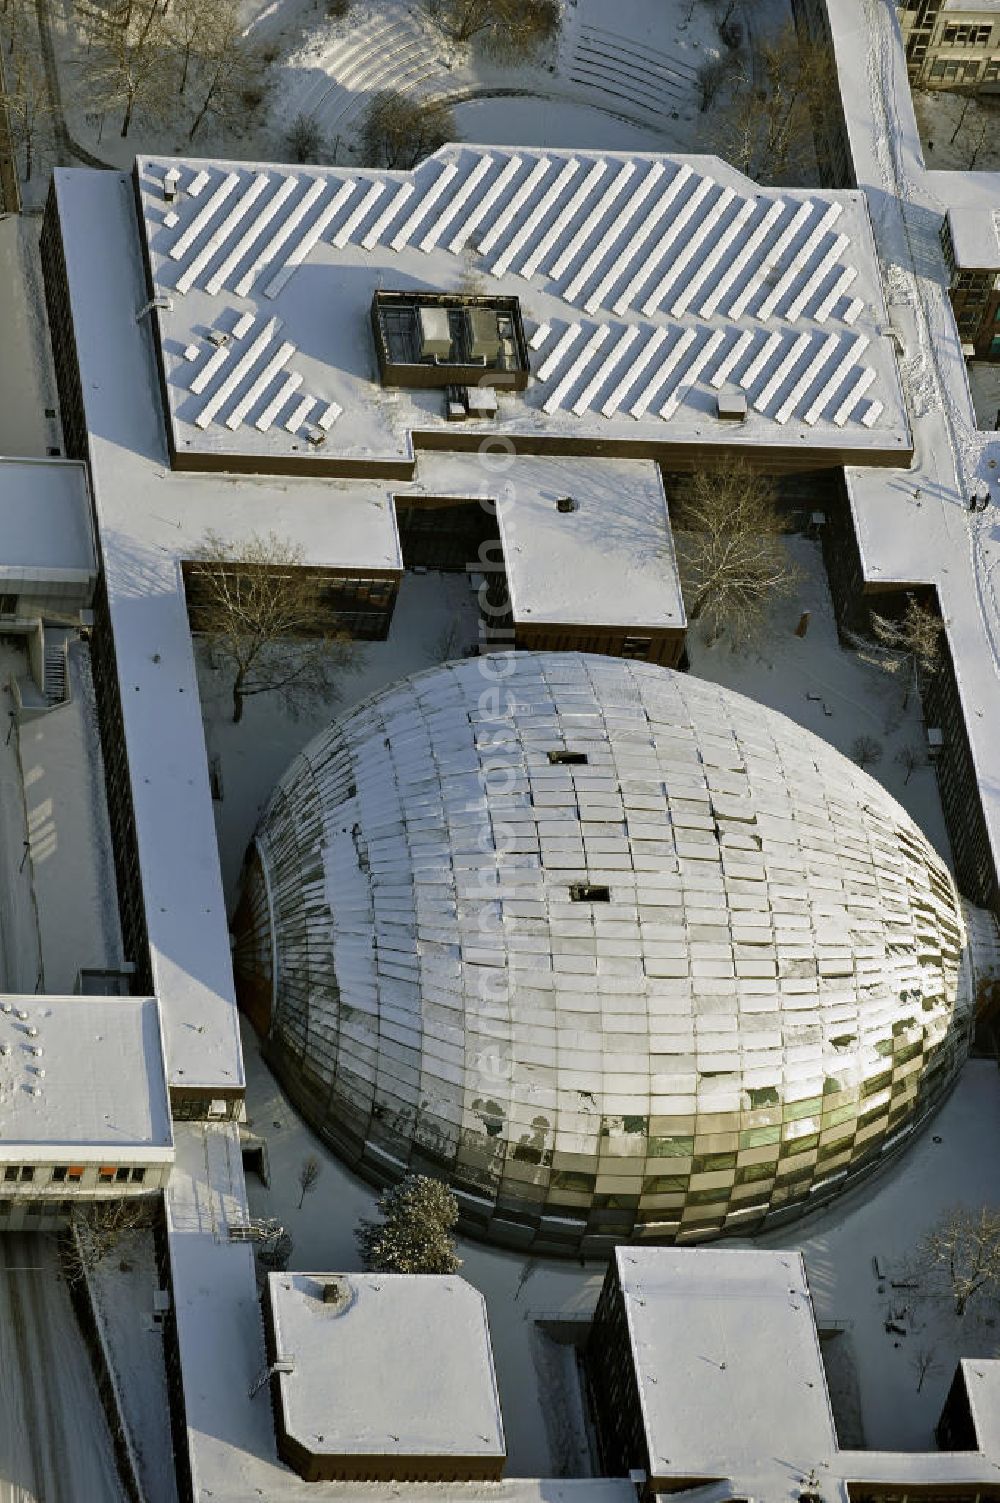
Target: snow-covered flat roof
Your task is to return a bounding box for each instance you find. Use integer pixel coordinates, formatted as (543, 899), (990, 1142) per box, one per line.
(946, 206), (1000, 270)
(615, 1248), (839, 1491)
(0, 457), (96, 581)
(0, 995), (171, 1158)
(267, 1272), (505, 1462)
(134, 148), (911, 468)
(404, 453), (683, 629)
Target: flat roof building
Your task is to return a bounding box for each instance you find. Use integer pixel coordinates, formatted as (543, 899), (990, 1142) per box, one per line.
(588, 1247), (1000, 1503)
(263, 1272), (505, 1483)
(0, 994), (172, 1227)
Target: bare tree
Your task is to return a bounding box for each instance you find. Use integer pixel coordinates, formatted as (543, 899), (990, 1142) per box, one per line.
(851, 734), (883, 770)
(894, 744), (925, 785)
(356, 1174), (461, 1274)
(697, 54), (737, 112)
(851, 594), (944, 711)
(359, 90), (455, 170)
(286, 110), (324, 162)
(297, 1155), (321, 1209)
(187, 0), (264, 142)
(670, 458), (800, 647)
(75, 0), (174, 137)
(61, 1200), (153, 1283)
(2, 36), (53, 179)
(426, 0), (559, 60)
(718, 21), (835, 182)
(910, 1345), (942, 1393)
(912, 1206), (1000, 1317)
(186, 530), (358, 723)
(165, 0), (218, 97)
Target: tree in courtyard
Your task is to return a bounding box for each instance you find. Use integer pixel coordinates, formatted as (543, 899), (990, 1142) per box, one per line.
(61, 1200), (152, 1283)
(910, 1206), (1000, 1318)
(356, 1174), (462, 1274)
(426, 0), (559, 60)
(186, 530), (357, 724)
(359, 90), (455, 169)
(75, 0), (174, 137)
(669, 457), (801, 648)
(297, 1155), (321, 1209)
(696, 54), (738, 112)
(717, 21), (836, 182)
(910, 1345), (942, 1394)
(850, 734), (883, 770)
(849, 593), (944, 712)
(186, 0), (265, 142)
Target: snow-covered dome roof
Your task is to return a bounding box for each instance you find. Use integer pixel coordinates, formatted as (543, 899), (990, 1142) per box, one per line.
(234, 653), (983, 1254)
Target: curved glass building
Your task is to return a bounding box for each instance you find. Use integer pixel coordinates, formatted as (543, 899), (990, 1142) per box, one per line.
(234, 653), (997, 1255)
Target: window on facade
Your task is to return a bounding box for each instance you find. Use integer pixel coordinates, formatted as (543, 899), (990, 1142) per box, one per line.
(27, 1203), (46, 1217)
(621, 635), (652, 659)
(51, 1166), (68, 1182)
(66, 1166), (84, 1182)
(115, 1167), (130, 1182)
(98, 1166), (116, 1183)
(130, 1167), (146, 1183)
(19, 1167), (34, 1183)
(0, 1202), (10, 1215)
(3, 1167), (17, 1183)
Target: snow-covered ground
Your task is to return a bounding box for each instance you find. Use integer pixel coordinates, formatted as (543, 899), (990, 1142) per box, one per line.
(87, 1230), (180, 1503)
(0, 1233), (129, 1503)
(912, 87), (1000, 174)
(37, 0), (804, 200)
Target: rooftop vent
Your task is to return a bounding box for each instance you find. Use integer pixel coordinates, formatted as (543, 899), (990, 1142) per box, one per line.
(163, 168), (181, 202)
(570, 883), (611, 903)
(717, 386), (748, 422)
(548, 750), (588, 765)
(322, 1281), (343, 1304)
(556, 496), (577, 514)
(207, 330), (231, 350)
(418, 306), (452, 360)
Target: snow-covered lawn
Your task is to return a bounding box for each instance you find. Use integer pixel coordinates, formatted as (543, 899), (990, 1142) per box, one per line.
(911, 87), (1000, 174)
(38, 0), (804, 198)
(87, 1230), (180, 1503)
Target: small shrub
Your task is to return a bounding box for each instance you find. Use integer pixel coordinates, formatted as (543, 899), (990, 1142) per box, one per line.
(286, 111), (325, 163)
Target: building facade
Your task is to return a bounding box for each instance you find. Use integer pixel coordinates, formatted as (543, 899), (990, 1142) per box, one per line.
(898, 2), (1000, 90)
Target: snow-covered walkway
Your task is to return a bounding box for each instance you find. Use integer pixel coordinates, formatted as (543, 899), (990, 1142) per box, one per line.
(0, 1234), (129, 1503)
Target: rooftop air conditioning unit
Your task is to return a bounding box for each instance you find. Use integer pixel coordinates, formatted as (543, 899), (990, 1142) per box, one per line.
(418, 306), (452, 359)
(467, 307), (501, 362)
(926, 727), (944, 758)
